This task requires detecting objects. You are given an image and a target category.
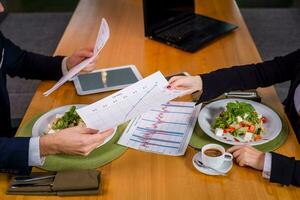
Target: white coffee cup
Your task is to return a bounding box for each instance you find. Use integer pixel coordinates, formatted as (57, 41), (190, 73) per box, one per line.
(201, 144), (233, 169)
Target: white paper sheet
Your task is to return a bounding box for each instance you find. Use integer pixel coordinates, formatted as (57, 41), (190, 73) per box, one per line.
(76, 71), (188, 132)
(43, 18), (110, 96)
(118, 102), (202, 156)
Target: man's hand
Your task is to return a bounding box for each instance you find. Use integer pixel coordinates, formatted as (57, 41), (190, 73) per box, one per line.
(39, 127), (114, 156)
(227, 145), (265, 170)
(66, 47), (96, 72)
(168, 75), (203, 95)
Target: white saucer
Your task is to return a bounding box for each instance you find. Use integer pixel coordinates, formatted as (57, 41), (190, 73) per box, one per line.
(192, 152), (233, 176)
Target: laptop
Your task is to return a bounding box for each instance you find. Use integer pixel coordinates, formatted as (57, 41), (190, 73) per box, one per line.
(143, 0), (238, 52)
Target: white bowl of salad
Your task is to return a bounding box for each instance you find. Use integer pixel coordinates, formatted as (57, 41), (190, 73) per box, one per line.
(32, 104), (116, 147)
(198, 98), (282, 146)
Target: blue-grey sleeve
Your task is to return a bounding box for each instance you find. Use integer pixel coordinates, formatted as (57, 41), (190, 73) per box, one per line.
(0, 137), (32, 175)
(1, 32), (64, 80)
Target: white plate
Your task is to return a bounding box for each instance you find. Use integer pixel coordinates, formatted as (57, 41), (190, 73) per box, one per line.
(198, 98), (282, 146)
(192, 151), (233, 175)
(32, 104), (116, 147)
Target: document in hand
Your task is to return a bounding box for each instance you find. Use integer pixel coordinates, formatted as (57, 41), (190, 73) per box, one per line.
(76, 71), (188, 132)
(43, 18), (110, 96)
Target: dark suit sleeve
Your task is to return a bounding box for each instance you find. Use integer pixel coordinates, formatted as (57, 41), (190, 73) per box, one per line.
(198, 49), (300, 102)
(270, 152), (300, 186)
(0, 137), (32, 175)
(1, 32), (64, 80)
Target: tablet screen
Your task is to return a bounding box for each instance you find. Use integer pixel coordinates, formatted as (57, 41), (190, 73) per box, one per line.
(77, 67), (139, 91)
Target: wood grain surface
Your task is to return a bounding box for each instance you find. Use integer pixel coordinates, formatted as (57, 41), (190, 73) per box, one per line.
(1, 0), (299, 199)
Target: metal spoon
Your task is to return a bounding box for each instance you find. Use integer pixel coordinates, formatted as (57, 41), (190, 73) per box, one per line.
(193, 160), (227, 176)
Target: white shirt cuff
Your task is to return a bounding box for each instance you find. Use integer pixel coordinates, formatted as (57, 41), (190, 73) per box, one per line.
(28, 137), (46, 166)
(61, 57), (69, 75)
(262, 152), (272, 179)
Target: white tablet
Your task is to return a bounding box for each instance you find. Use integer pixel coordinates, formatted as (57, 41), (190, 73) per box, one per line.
(73, 65), (143, 95)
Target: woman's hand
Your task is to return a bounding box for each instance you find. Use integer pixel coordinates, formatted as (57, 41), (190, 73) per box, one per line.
(40, 127), (114, 156)
(168, 75), (203, 95)
(227, 145), (265, 170)
(66, 47), (96, 72)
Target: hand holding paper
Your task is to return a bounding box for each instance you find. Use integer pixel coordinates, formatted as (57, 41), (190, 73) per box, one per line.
(76, 71), (189, 132)
(43, 18), (110, 96)
(168, 75), (203, 95)
(65, 47), (95, 72)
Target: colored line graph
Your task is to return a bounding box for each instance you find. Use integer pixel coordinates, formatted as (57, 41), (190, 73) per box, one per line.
(132, 134), (181, 144)
(137, 104), (184, 149)
(137, 127), (184, 135)
(118, 101), (201, 156)
(136, 128), (184, 137)
(141, 118), (188, 125)
(150, 109), (193, 115)
(123, 82), (158, 121)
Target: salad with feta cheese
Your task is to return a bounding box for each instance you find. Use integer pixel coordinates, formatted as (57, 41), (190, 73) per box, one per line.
(212, 101), (267, 142)
(45, 106), (85, 134)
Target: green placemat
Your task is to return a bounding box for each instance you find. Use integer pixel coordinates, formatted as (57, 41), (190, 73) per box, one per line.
(189, 114), (289, 152)
(17, 115), (128, 171)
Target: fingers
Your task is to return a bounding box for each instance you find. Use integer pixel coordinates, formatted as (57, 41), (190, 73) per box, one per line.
(86, 46), (94, 52)
(83, 128), (114, 144)
(236, 154), (247, 166)
(54, 127), (114, 156)
(232, 148), (244, 158)
(76, 48), (93, 58)
(227, 145), (244, 153)
(171, 78), (188, 89)
(227, 145), (264, 170)
(168, 76), (187, 89)
(66, 126), (112, 136)
(81, 61), (96, 72)
(168, 76), (201, 93)
(90, 129), (114, 143)
(99, 128), (114, 137)
(228, 146), (248, 167)
(69, 126), (99, 134)
(80, 129), (114, 156)
(168, 77), (191, 91)
(168, 76), (184, 84)
(227, 144), (250, 153)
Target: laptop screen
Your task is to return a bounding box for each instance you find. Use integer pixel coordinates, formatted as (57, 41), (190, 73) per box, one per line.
(143, 0), (195, 36)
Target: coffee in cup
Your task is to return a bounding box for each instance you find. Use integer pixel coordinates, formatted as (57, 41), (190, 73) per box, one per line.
(204, 148), (223, 157)
(201, 144), (233, 169)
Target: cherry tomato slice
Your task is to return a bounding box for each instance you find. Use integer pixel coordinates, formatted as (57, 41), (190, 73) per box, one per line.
(261, 116), (267, 123)
(248, 125), (255, 133)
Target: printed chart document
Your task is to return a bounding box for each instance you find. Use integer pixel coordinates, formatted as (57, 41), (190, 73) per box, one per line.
(76, 71), (188, 132)
(118, 101), (202, 156)
(43, 18), (110, 96)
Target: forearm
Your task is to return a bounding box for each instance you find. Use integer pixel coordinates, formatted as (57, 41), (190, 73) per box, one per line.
(1, 32), (64, 80)
(0, 137), (32, 174)
(14, 52), (64, 80)
(270, 152), (300, 186)
(198, 49), (300, 102)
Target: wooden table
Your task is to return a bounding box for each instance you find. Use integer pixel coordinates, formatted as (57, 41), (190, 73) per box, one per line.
(2, 0), (300, 199)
